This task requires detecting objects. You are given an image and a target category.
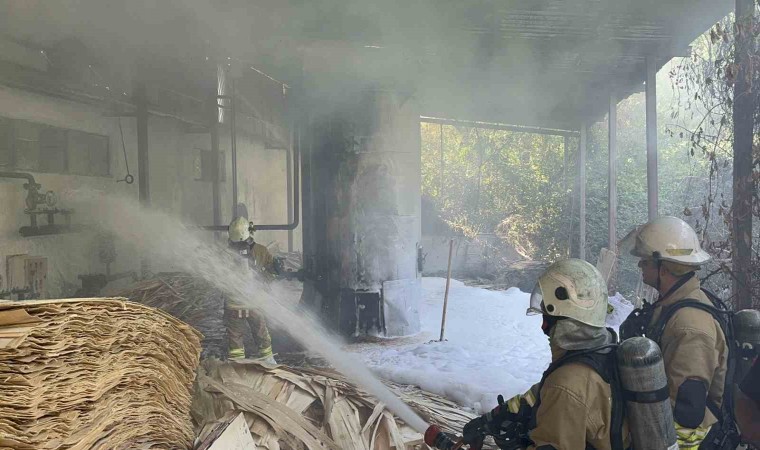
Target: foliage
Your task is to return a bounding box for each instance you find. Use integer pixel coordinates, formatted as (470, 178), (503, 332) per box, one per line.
(421, 123), (570, 261)
(421, 9), (759, 303)
(421, 78), (712, 297)
(667, 8), (760, 306)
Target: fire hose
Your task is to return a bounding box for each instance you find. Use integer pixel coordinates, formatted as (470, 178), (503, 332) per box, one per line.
(424, 423), (530, 450)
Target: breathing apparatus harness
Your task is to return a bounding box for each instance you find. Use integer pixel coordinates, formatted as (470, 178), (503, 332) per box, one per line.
(620, 272), (741, 450)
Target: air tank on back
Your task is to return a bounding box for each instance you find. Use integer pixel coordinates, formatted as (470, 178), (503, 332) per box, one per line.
(734, 309), (760, 382)
(617, 337), (678, 450)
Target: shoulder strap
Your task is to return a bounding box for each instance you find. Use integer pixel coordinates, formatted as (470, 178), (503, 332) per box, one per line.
(648, 296), (739, 438)
(647, 299), (725, 344)
(531, 345), (625, 450)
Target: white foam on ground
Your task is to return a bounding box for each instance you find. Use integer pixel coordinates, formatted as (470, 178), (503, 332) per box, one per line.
(355, 278), (550, 414)
(355, 278), (634, 414)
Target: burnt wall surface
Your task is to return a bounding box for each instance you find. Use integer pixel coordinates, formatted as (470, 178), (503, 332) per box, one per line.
(302, 90), (421, 337)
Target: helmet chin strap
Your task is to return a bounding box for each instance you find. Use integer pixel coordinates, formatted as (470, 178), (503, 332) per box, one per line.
(653, 251), (662, 292)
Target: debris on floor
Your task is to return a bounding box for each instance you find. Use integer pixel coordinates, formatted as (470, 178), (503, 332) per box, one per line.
(195, 412), (257, 450)
(192, 359), (480, 450)
(0, 298), (201, 449)
(112, 272), (227, 359)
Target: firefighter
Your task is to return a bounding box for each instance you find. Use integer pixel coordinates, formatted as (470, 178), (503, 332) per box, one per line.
(462, 259), (629, 450)
(225, 217), (276, 364)
(620, 216), (728, 449)
(736, 358), (760, 445)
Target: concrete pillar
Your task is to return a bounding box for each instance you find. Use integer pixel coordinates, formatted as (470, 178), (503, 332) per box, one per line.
(304, 90), (422, 337)
(646, 56), (658, 220)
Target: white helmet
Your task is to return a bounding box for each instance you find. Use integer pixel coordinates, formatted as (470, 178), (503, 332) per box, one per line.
(630, 216), (710, 266)
(528, 259), (608, 328)
(228, 217), (252, 243)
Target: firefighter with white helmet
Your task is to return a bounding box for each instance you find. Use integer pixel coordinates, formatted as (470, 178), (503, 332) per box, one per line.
(621, 216), (729, 449)
(225, 217), (276, 364)
(458, 259), (631, 450)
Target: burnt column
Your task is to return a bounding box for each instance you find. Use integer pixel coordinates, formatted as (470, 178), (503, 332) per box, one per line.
(304, 90), (422, 337)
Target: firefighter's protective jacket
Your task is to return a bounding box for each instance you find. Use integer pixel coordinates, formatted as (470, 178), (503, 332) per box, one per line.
(529, 361), (624, 450)
(648, 276), (728, 449)
(226, 243), (274, 310)
(504, 342), (629, 450)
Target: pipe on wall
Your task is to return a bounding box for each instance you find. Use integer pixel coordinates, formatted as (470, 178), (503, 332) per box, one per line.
(200, 123), (301, 232)
(253, 125), (300, 231)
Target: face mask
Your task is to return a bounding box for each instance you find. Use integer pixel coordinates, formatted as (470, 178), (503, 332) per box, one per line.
(542, 314), (561, 337)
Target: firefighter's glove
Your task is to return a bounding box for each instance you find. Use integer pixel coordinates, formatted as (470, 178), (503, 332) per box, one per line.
(462, 398), (511, 444)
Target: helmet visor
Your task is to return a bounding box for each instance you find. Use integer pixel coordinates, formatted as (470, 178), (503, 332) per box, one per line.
(527, 283), (544, 316)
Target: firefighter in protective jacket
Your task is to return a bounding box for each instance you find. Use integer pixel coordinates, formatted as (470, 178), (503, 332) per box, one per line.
(225, 217), (276, 363)
(462, 259), (630, 450)
(620, 216), (728, 449)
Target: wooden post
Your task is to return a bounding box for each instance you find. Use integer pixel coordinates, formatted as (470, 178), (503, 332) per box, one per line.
(440, 239), (455, 341)
(579, 124), (587, 261)
(732, 0), (754, 308)
(646, 56), (658, 220)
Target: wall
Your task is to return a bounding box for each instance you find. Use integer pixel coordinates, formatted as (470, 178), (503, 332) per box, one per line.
(0, 85), (301, 298)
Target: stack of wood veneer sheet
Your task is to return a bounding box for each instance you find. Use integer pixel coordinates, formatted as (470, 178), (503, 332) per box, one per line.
(0, 298), (202, 449)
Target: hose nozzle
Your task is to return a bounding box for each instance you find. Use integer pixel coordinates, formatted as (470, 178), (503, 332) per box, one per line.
(424, 424), (463, 450)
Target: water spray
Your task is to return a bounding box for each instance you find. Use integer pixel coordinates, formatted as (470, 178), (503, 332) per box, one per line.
(78, 192), (429, 433)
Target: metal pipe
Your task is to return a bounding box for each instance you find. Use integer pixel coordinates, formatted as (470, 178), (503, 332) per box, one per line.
(579, 123), (587, 261)
(421, 116), (579, 137)
(609, 92), (618, 252)
(210, 96), (222, 230)
(254, 125), (301, 231)
(136, 83), (150, 207)
(645, 56), (658, 220)
(200, 123), (301, 232)
(286, 124), (294, 251)
(0, 171), (38, 186)
(230, 77), (238, 216)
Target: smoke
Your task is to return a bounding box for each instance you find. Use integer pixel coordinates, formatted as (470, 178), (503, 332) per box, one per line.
(71, 189), (429, 433)
(3, 0), (726, 130)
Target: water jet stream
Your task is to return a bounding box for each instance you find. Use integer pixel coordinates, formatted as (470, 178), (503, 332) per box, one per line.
(81, 192), (430, 434)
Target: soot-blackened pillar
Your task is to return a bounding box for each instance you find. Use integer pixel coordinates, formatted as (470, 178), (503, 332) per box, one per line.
(303, 90), (422, 337)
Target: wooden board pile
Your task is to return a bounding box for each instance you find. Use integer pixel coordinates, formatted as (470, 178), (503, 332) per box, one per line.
(113, 273), (227, 359)
(192, 360), (480, 450)
(0, 298), (202, 449)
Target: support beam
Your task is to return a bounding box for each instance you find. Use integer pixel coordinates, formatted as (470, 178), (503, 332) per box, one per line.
(608, 93), (618, 253)
(732, 0), (754, 308)
(645, 56), (658, 220)
(579, 123), (587, 261)
(564, 135), (573, 257)
(420, 116), (579, 137)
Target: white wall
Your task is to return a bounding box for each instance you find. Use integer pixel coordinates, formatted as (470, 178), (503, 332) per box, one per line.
(0, 85), (301, 298)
